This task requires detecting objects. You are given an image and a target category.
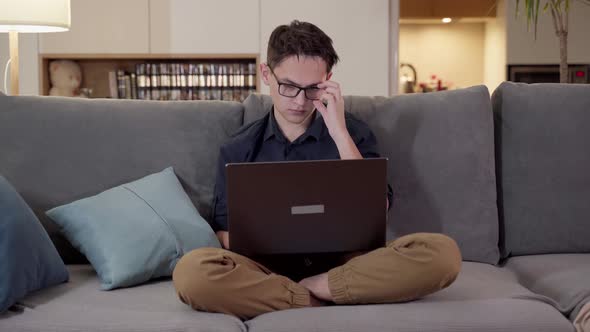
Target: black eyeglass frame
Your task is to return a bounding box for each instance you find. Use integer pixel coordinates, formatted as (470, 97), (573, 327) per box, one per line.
(268, 67), (323, 100)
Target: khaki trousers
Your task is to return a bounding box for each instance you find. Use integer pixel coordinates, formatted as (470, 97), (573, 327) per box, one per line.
(173, 233), (461, 320)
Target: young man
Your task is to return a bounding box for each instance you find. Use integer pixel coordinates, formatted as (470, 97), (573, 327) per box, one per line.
(173, 20), (461, 320)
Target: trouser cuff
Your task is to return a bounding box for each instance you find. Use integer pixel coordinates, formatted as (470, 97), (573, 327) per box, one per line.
(286, 282), (311, 308)
(328, 266), (353, 304)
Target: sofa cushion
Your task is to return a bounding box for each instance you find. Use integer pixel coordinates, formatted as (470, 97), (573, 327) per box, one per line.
(246, 262), (571, 332)
(46, 167), (220, 290)
(492, 82), (590, 257)
(0, 176), (69, 312)
(0, 95), (243, 263)
(505, 253), (590, 321)
(243, 87), (500, 264)
(0, 265), (246, 332)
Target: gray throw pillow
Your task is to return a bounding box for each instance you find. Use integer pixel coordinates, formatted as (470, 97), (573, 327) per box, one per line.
(1, 175), (68, 312)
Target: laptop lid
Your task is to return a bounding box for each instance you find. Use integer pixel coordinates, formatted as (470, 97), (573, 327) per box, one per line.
(227, 158), (387, 256)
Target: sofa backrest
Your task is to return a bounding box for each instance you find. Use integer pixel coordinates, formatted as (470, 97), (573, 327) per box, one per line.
(243, 86), (501, 264)
(492, 82), (590, 258)
(0, 95), (243, 263)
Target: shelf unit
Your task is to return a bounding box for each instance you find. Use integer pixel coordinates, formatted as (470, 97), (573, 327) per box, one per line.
(39, 54), (260, 101)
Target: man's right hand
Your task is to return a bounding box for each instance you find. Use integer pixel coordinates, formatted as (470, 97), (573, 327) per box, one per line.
(216, 231), (229, 249)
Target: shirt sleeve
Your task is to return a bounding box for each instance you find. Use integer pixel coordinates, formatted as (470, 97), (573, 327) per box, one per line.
(211, 145), (231, 232)
(353, 124), (381, 159)
(349, 116), (395, 211)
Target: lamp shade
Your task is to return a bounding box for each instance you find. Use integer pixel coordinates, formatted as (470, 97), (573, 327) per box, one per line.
(0, 0), (70, 33)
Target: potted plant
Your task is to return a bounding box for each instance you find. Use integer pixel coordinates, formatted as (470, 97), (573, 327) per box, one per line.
(515, 0), (590, 83)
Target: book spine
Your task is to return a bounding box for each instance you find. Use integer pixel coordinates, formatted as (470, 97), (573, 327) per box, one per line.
(150, 64), (160, 100)
(123, 74), (131, 99)
(198, 64), (207, 100)
(108, 70), (118, 98)
(117, 70), (126, 99)
(130, 73), (137, 99)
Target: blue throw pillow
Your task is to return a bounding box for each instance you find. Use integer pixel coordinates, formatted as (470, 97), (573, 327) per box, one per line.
(46, 167), (220, 290)
(0, 176), (69, 312)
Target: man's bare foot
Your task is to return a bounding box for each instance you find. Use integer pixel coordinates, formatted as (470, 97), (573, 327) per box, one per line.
(299, 272), (333, 302)
(308, 294), (326, 307)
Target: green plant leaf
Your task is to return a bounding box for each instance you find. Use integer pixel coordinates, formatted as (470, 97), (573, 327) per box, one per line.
(534, 0), (540, 38)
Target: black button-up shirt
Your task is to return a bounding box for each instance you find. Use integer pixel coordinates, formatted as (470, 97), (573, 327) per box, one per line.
(211, 107), (393, 232)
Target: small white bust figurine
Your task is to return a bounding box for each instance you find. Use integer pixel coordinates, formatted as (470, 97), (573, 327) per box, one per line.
(48, 60), (85, 97)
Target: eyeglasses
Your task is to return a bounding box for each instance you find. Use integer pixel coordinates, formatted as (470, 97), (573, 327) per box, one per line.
(269, 67), (322, 100)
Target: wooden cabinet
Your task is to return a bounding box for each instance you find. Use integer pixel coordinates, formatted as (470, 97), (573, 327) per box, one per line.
(39, 54), (258, 100)
(39, 0), (149, 54)
(149, 0), (259, 54)
(39, 0), (260, 55)
(38, 0), (260, 100)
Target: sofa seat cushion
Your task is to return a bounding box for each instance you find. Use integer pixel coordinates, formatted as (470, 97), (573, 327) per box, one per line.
(246, 262), (571, 332)
(505, 253), (590, 320)
(0, 265), (245, 332)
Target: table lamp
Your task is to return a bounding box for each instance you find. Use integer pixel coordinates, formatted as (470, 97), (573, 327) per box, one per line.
(0, 0), (70, 95)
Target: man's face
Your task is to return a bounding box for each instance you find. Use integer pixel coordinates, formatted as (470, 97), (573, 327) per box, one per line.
(261, 55), (332, 127)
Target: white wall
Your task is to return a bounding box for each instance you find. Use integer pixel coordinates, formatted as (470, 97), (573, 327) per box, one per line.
(506, 0), (590, 64)
(260, 0), (393, 97)
(149, 0), (259, 54)
(0, 33), (39, 95)
(1, 34), (12, 94)
(483, 0), (507, 92)
(389, 0), (400, 96)
(39, 0), (150, 54)
(399, 22), (485, 91)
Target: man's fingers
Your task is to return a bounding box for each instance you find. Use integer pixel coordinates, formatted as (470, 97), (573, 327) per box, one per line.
(317, 80), (340, 89)
(320, 91), (336, 105)
(313, 100), (328, 115)
(317, 81), (343, 102)
(322, 86), (343, 101)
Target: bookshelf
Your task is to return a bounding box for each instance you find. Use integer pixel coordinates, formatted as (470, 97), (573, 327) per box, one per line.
(39, 54), (259, 101)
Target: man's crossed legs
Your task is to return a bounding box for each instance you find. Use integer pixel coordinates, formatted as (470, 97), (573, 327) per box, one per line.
(172, 233), (462, 320)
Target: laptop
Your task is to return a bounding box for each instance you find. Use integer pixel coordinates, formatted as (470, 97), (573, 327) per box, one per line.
(226, 158), (387, 256)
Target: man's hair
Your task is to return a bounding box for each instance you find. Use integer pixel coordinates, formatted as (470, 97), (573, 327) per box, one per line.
(267, 20), (339, 73)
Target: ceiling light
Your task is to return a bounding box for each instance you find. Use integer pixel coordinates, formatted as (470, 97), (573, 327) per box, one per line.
(442, 17), (452, 23)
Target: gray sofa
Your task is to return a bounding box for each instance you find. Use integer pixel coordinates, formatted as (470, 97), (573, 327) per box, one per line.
(1, 81), (589, 332)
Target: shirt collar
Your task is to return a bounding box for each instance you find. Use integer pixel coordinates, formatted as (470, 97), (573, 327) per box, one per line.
(264, 106), (325, 143)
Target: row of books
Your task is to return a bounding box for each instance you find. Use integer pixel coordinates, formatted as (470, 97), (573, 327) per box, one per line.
(109, 62), (257, 102)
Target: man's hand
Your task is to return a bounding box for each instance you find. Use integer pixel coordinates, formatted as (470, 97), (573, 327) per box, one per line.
(216, 231), (229, 249)
(313, 81), (347, 141)
(313, 81), (362, 160)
